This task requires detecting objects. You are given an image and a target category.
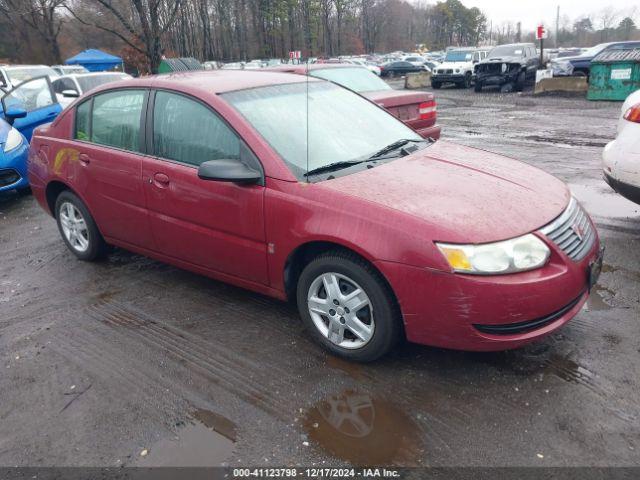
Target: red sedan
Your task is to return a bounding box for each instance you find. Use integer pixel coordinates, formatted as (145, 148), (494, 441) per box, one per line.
(268, 64), (440, 140)
(28, 71), (602, 361)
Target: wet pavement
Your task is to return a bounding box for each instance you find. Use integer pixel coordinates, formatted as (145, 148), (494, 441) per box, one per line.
(1, 84), (639, 468)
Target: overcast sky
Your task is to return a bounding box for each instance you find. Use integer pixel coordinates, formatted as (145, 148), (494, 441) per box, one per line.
(460, 0), (640, 31)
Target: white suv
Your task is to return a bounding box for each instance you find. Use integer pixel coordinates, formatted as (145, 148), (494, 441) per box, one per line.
(431, 48), (488, 89)
(603, 89), (640, 205)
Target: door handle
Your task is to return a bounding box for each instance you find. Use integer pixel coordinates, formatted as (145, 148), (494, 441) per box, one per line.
(78, 153), (90, 166)
(153, 173), (170, 186)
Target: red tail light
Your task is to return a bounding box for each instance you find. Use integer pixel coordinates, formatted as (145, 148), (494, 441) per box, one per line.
(419, 100), (437, 120)
(623, 103), (640, 123)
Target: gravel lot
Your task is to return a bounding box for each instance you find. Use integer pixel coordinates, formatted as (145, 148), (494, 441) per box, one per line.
(1, 83), (639, 468)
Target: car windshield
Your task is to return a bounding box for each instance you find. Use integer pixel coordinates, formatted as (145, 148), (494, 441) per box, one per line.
(445, 50), (474, 62)
(489, 46), (525, 57)
(6, 67), (57, 83)
(223, 81), (420, 180)
(76, 75), (129, 93)
(310, 67), (390, 92)
(580, 43), (611, 57)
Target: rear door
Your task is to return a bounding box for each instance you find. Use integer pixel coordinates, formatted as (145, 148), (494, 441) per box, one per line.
(142, 89), (268, 283)
(70, 88), (153, 248)
(0, 76), (61, 141)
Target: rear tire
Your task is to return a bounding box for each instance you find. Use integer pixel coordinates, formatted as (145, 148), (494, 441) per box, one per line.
(296, 251), (402, 362)
(55, 191), (107, 261)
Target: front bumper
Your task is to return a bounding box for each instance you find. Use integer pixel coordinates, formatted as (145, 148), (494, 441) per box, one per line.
(375, 231), (601, 351)
(0, 142), (29, 192)
(432, 74), (465, 83)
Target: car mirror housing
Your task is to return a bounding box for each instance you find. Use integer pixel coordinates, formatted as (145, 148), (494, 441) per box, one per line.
(197, 159), (262, 185)
(4, 107), (27, 125)
(62, 89), (79, 98)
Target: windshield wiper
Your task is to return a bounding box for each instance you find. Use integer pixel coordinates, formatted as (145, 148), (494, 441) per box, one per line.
(367, 138), (429, 159)
(304, 160), (365, 177)
(304, 138), (431, 177)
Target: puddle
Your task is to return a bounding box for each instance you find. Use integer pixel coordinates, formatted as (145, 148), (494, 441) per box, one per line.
(585, 284), (614, 311)
(304, 390), (422, 466)
(569, 183), (640, 220)
(138, 409), (235, 467)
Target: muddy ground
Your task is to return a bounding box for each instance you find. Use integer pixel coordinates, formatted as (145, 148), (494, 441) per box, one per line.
(1, 83), (639, 469)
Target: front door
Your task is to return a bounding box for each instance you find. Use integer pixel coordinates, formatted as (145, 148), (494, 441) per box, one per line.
(0, 76), (62, 141)
(142, 90), (268, 284)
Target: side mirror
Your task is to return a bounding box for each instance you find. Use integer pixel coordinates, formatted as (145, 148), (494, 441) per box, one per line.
(62, 89), (79, 98)
(4, 107), (27, 125)
(198, 159), (262, 185)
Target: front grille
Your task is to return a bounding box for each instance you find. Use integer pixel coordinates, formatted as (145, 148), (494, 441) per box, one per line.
(0, 169), (21, 187)
(436, 69), (453, 74)
(473, 292), (584, 335)
(539, 197), (595, 261)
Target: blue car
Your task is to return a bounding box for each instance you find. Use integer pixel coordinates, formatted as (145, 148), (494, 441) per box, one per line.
(550, 41), (640, 78)
(0, 75), (62, 193)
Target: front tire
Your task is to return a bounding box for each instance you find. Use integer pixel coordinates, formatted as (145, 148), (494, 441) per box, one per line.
(474, 81), (483, 92)
(296, 251), (401, 362)
(431, 81), (442, 89)
(55, 191), (107, 261)
(463, 72), (472, 88)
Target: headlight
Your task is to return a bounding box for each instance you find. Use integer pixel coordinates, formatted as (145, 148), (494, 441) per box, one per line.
(455, 69), (460, 73)
(436, 234), (550, 275)
(4, 127), (24, 152)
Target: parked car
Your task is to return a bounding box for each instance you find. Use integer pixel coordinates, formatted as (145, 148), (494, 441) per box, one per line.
(51, 65), (89, 76)
(550, 41), (640, 77)
(380, 61), (425, 78)
(52, 72), (132, 108)
(402, 55), (427, 68)
(474, 43), (540, 92)
(341, 59), (381, 76)
(603, 89), (640, 205)
(0, 76), (62, 192)
(431, 48), (489, 89)
(268, 64), (440, 139)
(0, 65), (59, 92)
(28, 71), (602, 361)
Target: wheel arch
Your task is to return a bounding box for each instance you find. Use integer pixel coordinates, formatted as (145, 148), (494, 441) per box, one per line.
(45, 180), (72, 217)
(283, 240), (402, 322)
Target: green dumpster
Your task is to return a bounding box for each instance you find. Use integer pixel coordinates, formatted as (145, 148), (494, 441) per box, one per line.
(158, 57), (203, 74)
(588, 48), (640, 101)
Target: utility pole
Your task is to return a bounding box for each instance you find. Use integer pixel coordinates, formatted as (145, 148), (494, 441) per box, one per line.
(555, 5), (560, 47)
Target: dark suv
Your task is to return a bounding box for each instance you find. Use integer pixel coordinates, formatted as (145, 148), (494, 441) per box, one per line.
(474, 43), (540, 92)
(550, 41), (640, 78)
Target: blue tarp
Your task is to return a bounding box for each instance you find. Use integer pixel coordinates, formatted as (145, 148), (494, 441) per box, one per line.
(64, 49), (122, 72)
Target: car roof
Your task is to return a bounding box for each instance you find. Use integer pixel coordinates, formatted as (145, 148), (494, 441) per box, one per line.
(3, 64), (54, 70)
(87, 70), (317, 96)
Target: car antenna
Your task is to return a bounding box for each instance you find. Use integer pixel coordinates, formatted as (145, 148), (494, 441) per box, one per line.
(305, 52), (310, 183)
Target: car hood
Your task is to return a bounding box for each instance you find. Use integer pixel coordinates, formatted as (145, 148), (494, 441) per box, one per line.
(436, 61), (473, 69)
(480, 56), (524, 65)
(320, 140), (569, 243)
(553, 55), (590, 63)
(362, 89), (433, 108)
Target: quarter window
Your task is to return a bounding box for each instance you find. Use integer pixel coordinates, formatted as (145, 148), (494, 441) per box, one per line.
(152, 91), (240, 167)
(75, 100), (90, 141)
(90, 89), (145, 152)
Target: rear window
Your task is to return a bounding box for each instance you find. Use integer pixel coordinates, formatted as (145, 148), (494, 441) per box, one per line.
(310, 67), (390, 93)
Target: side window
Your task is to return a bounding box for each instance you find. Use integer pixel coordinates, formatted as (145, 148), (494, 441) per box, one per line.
(90, 89), (145, 152)
(75, 100), (90, 141)
(152, 90), (240, 167)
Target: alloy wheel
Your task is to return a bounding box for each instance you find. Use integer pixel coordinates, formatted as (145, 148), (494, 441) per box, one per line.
(59, 202), (90, 253)
(307, 272), (375, 349)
